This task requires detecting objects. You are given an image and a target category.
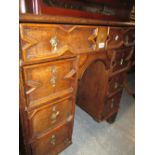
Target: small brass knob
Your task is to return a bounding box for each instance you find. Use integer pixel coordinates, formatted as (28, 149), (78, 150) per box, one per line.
(50, 36), (58, 51)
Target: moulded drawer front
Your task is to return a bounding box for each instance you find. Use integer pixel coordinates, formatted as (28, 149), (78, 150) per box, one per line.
(31, 123), (72, 155)
(108, 74), (125, 94)
(23, 58), (76, 109)
(106, 27), (124, 50)
(28, 98), (74, 139)
(112, 47), (134, 72)
(20, 24), (108, 62)
(102, 92), (122, 119)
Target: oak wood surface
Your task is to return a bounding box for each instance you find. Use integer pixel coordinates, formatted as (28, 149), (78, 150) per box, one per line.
(19, 14), (135, 154)
(20, 14), (135, 26)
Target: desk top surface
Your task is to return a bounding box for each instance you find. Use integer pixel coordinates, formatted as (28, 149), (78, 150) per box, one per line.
(20, 14), (135, 27)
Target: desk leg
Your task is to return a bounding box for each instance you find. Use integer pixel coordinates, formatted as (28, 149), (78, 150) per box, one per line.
(106, 112), (118, 124)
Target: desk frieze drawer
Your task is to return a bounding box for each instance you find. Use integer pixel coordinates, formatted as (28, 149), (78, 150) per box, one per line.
(20, 24), (108, 63)
(28, 97), (74, 139)
(31, 122), (73, 155)
(23, 58), (77, 110)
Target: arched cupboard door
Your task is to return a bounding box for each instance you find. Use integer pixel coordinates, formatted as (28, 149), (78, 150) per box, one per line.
(77, 60), (108, 121)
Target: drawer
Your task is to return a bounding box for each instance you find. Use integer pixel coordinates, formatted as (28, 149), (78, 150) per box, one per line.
(102, 92), (122, 119)
(31, 122), (72, 155)
(28, 97), (74, 139)
(23, 58), (77, 110)
(106, 27), (135, 50)
(20, 24), (108, 63)
(108, 74), (125, 94)
(111, 47), (134, 72)
(106, 27), (124, 50)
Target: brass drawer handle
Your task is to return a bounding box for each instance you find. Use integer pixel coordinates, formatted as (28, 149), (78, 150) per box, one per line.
(50, 76), (57, 87)
(50, 36), (58, 52)
(51, 66), (57, 74)
(114, 82), (118, 89)
(120, 58), (124, 65)
(115, 35), (119, 41)
(51, 135), (56, 145)
(51, 111), (60, 124)
(111, 98), (114, 108)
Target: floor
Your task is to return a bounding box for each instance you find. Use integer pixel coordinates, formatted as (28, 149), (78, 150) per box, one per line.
(60, 73), (135, 155)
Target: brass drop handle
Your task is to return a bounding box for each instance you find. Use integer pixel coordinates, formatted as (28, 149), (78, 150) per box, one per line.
(51, 106), (60, 123)
(51, 66), (57, 74)
(51, 111), (60, 123)
(50, 76), (57, 87)
(50, 36), (58, 51)
(51, 135), (56, 145)
(120, 58), (124, 65)
(111, 98), (114, 108)
(115, 35), (119, 41)
(114, 82), (118, 89)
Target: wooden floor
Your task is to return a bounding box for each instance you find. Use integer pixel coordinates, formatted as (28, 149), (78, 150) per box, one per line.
(60, 73), (135, 155)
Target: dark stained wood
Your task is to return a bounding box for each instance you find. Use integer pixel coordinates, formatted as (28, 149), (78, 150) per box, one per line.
(21, 0), (134, 21)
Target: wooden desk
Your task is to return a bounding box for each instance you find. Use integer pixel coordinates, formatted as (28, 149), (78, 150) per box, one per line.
(19, 14), (135, 155)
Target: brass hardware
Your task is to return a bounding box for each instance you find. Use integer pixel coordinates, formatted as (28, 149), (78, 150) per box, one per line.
(67, 115), (73, 122)
(111, 98), (114, 108)
(51, 66), (57, 74)
(51, 111), (60, 123)
(65, 138), (71, 144)
(120, 58), (124, 65)
(51, 135), (56, 145)
(24, 106), (28, 112)
(50, 76), (57, 87)
(125, 35), (129, 44)
(52, 106), (56, 112)
(50, 36), (58, 51)
(115, 35), (119, 41)
(111, 98), (114, 103)
(114, 82), (118, 89)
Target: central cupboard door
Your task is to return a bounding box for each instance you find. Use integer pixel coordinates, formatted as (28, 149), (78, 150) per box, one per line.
(77, 60), (108, 121)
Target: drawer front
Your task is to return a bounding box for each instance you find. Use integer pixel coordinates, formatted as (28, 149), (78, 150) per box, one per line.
(31, 122), (72, 155)
(106, 27), (124, 50)
(102, 92), (122, 119)
(28, 98), (74, 139)
(20, 24), (108, 62)
(23, 58), (77, 110)
(111, 47), (134, 72)
(106, 27), (135, 50)
(108, 74), (125, 94)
